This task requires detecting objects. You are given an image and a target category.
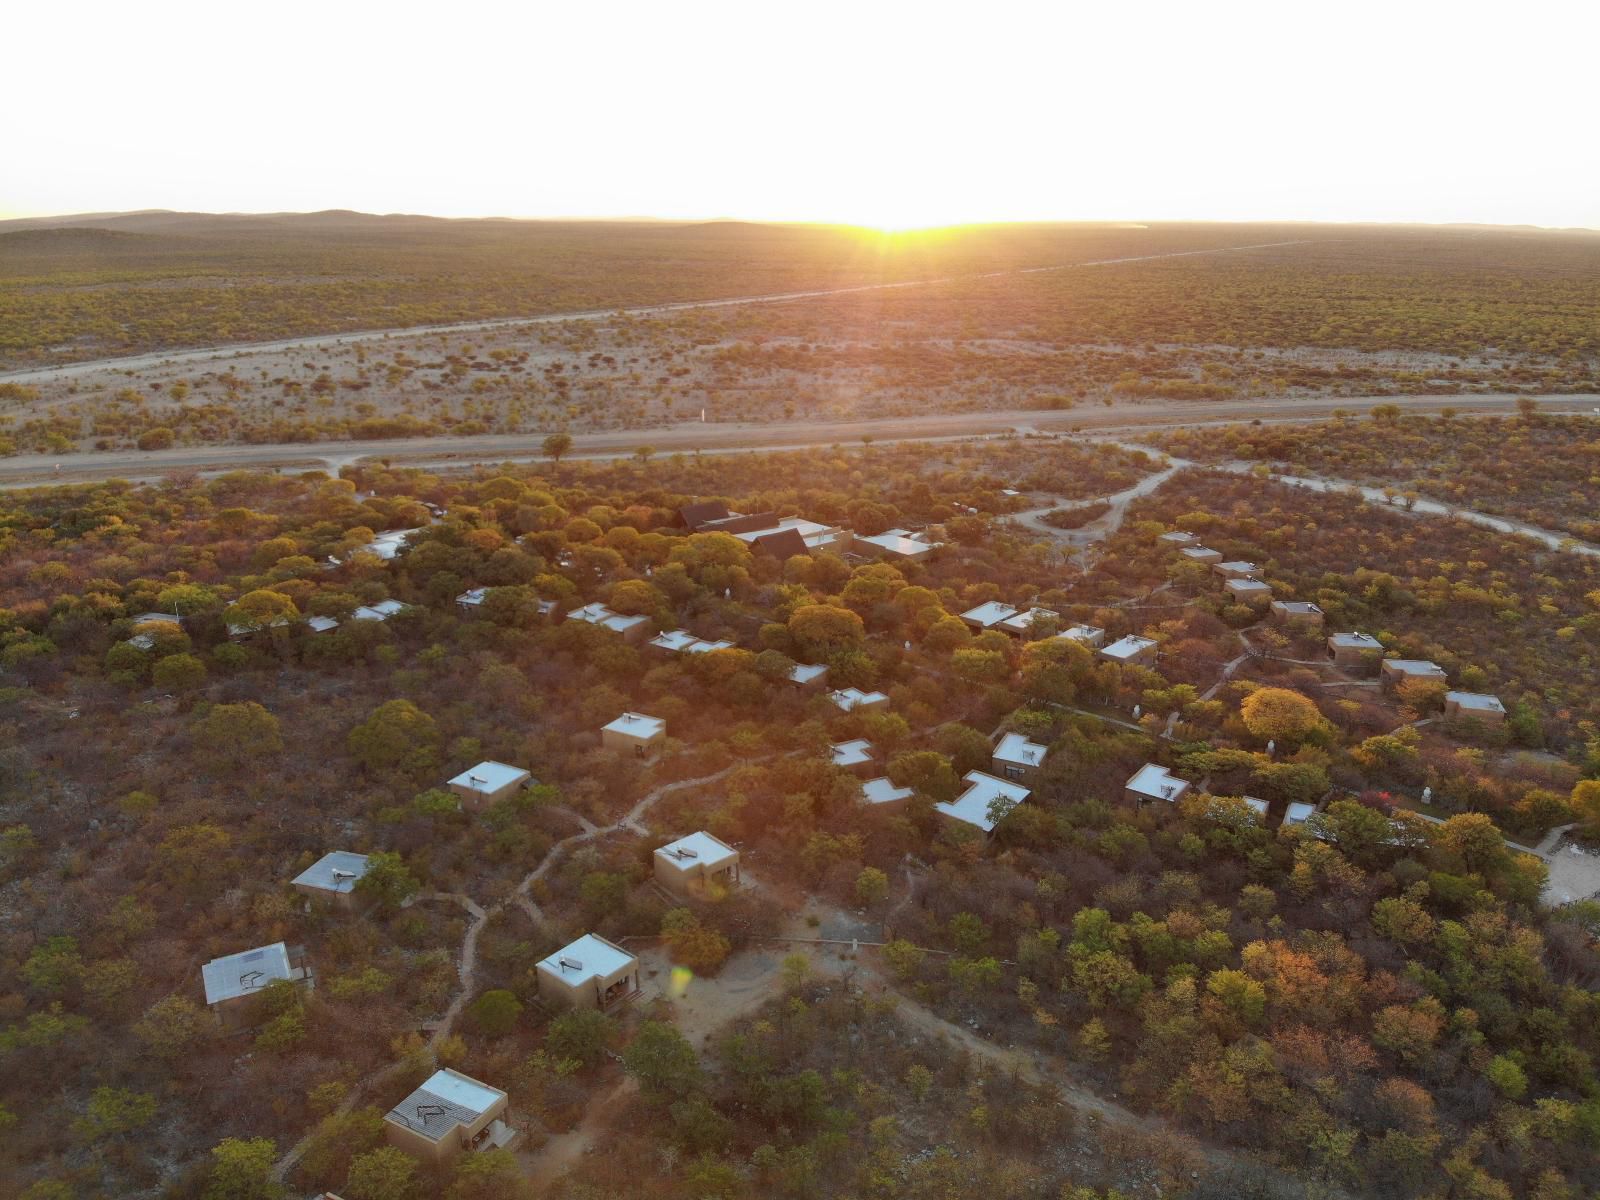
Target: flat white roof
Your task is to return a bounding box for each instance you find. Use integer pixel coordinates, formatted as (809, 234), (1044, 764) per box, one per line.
(1384, 659), (1447, 678)
(448, 760), (531, 794)
(1243, 796), (1270, 817)
(789, 662), (828, 685)
(1182, 546), (1220, 559)
(352, 599), (408, 621)
(830, 688), (888, 711)
(130, 611), (183, 626)
(831, 739), (874, 768)
(1284, 802), (1317, 825)
(1217, 561), (1257, 573)
(538, 933), (635, 986)
(1273, 600), (1322, 614)
(1126, 763), (1189, 803)
(357, 529), (420, 560)
(1101, 635), (1157, 661)
(732, 515), (835, 543)
(456, 587), (488, 606)
(291, 850), (370, 894)
(936, 770), (1030, 832)
(994, 732), (1047, 768)
(650, 630), (700, 652)
(999, 607), (1057, 634)
(962, 601), (1019, 627)
(1227, 578), (1271, 592)
(602, 613), (648, 633)
(604, 712), (665, 739)
(862, 777), (914, 805)
(202, 942), (294, 1006)
(1160, 530), (1199, 543)
(858, 531), (940, 557)
(1330, 632), (1382, 649)
(683, 638), (734, 654)
(655, 831), (739, 871)
(306, 615), (340, 632)
(1447, 690), (1506, 714)
(386, 1068), (505, 1142)
(1055, 624), (1104, 645)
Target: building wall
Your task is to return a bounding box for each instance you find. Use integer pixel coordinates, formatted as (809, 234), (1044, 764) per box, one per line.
(448, 777), (523, 813)
(991, 756), (1038, 785)
(291, 882), (362, 910)
(653, 855), (739, 898)
(601, 729), (662, 757)
(1445, 699), (1504, 725)
(536, 961), (638, 1011)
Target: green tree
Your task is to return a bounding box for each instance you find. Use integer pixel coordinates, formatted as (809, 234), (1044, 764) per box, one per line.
(203, 1136), (283, 1200)
(223, 589), (299, 634)
(354, 851), (418, 907)
(788, 603), (865, 660)
(855, 866), (889, 906)
(547, 1007), (611, 1068)
(1239, 687), (1326, 744)
(195, 702), (282, 762)
(152, 652), (207, 691)
(348, 699), (440, 773)
(542, 432), (574, 464)
(345, 1145), (424, 1200)
(471, 989), (524, 1036)
(447, 1148), (530, 1200)
(624, 1020), (702, 1098)
(156, 823), (233, 895)
(134, 995), (209, 1059)
(73, 1086), (157, 1141)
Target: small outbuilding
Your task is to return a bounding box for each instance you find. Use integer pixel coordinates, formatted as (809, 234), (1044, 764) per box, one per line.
(1270, 600), (1324, 630)
(787, 662), (829, 690)
(653, 831), (741, 897)
(1380, 659), (1448, 689)
(290, 851), (371, 908)
(448, 761), (532, 812)
(998, 607), (1058, 638)
(201, 942), (313, 1030)
(1444, 690), (1506, 725)
(535, 934), (640, 1012)
(1124, 763), (1190, 806)
(383, 1068), (517, 1165)
(1181, 546), (1223, 566)
(1214, 561), (1259, 579)
(992, 731), (1047, 783)
(601, 712), (666, 758)
(565, 601), (650, 644)
(829, 687), (889, 713)
(856, 529), (943, 560)
(830, 738), (876, 776)
(1159, 530), (1200, 545)
(1100, 635), (1158, 668)
(1327, 631), (1383, 670)
(861, 777), (914, 809)
(960, 601), (1019, 631)
(935, 770), (1030, 834)
(1225, 577), (1272, 603)
(1054, 624), (1105, 648)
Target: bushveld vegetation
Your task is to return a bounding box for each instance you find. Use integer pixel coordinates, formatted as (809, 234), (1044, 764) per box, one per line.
(3, 222), (1597, 457)
(1149, 409), (1600, 542)
(0, 216), (1256, 368)
(0, 433), (1597, 1199)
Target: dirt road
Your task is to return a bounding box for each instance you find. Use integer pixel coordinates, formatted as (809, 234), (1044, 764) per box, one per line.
(2, 393), (1594, 489)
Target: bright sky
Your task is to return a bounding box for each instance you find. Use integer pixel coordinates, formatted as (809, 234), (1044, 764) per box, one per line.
(5, 0), (1597, 229)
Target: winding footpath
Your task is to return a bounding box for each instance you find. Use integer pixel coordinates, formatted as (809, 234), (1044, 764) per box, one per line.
(270, 763), (744, 1183)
